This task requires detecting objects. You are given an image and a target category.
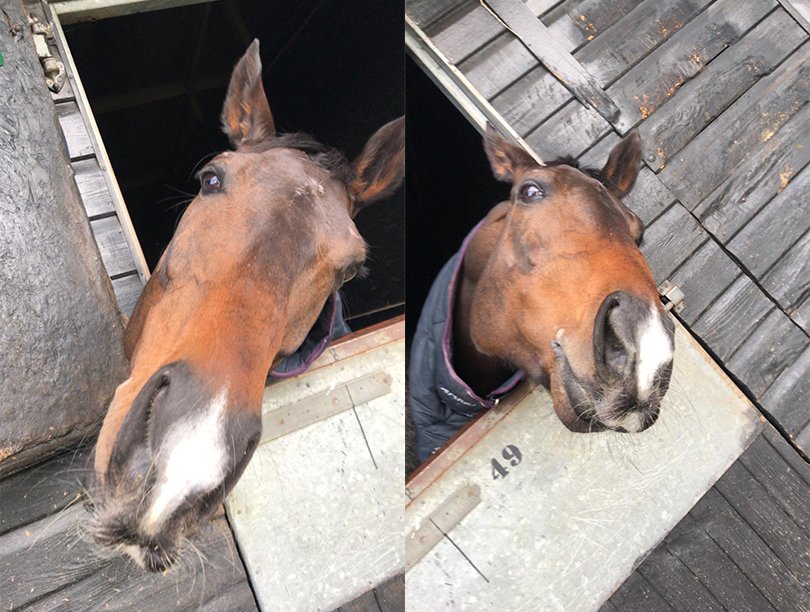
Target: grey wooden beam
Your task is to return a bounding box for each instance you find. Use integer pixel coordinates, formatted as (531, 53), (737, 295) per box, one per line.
(482, 0), (620, 123)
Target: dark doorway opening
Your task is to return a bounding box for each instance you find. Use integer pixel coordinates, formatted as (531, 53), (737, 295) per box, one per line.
(405, 56), (510, 345)
(65, 0), (404, 330)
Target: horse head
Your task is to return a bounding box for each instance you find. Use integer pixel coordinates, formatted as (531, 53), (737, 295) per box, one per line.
(88, 40), (404, 571)
(461, 126), (673, 434)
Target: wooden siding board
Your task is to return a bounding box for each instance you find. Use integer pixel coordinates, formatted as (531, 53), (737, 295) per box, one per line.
(663, 512), (777, 612)
(406, 0), (467, 28)
(339, 589), (383, 612)
(459, 0), (643, 101)
(197, 581), (258, 612)
(727, 164), (810, 278)
(579, 0), (714, 87)
(606, 571), (675, 611)
(668, 239), (740, 325)
(639, 9), (807, 171)
(713, 460), (810, 589)
(609, 0), (777, 134)
(742, 432), (810, 523)
(659, 41), (810, 208)
(490, 66), (572, 136)
(760, 344), (810, 436)
(689, 487), (809, 611)
(635, 547), (725, 612)
(55, 101), (93, 160)
(761, 230), (810, 317)
(693, 101), (810, 240)
(90, 216), (138, 278)
(72, 157), (115, 219)
(375, 574), (405, 611)
(111, 272), (144, 317)
(794, 295), (810, 334)
(639, 203), (706, 283)
(726, 308), (809, 399)
(691, 275), (775, 362)
(0, 447), (90, 537)
(525, 99), (610, 158)
(428, 4), (506, 64)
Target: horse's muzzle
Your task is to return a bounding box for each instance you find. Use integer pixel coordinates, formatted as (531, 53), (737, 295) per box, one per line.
(90, 362), (261, 571)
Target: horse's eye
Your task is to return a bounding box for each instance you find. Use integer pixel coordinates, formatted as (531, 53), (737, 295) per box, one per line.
(518, 182), (544, 204)
(200, 171), (222, 194)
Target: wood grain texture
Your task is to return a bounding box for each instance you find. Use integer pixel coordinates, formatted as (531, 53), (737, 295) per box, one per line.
(660, 41), (810, 208)
(90, 216), (138, 277)
(639, 8), (807, 170)
(726, 308), (809, 399)
(579, 0), (714, 87)
(608, 428), (810, 609)
(459, 0), (642, 100)
(693, 101), (810, 240)
(761, 229), (810, 321)
(639, 203), (706, 283)
(485, 0), (620, 121)
(375, 574), (405, 611)
(111, 272), (145, 317)
(609, 0), (776, 133)
(689, 487), (809, 611)
(727, 164), (810, 277)
(405, 0), (466, 28)
(713, 460), (810, 588)
(760, 343), (810, 435)
(691, 275), (775, 362)
(339, 589), (383, 612)
(605, 571), (674, 611)
(72, 157), (115, 219)
(490, 65), (572, 136)
(56, 101), (94, 160)
(635, 547), (724, 611)
(661, 514), (777, 612)
(668, 239), (740, 325)
(525, 99), (611, 159)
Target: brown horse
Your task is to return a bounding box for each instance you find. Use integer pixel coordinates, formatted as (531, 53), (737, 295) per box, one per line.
(409, 126), (674, 462)
(88, 40), (404, 571)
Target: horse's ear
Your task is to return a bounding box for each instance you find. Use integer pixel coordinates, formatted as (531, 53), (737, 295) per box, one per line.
(221, 39), (276, 149)
(349, 116), (405, 215)
(601, 131), (641, 198)
(483, 124), (534, 182)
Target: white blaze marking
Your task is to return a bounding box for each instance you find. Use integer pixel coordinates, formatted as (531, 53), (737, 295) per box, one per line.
(143, 389), (228, 534)
(636, 309), (674, 399)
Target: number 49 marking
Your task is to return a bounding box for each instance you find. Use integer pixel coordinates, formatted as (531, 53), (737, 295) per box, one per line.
(491, 444), (522, 480)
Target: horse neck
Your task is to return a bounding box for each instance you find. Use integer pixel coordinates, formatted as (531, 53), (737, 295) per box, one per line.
(452, 202), (514, 396)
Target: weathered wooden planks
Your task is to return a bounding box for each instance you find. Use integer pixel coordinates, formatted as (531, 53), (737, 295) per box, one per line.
(726, 309), (809, 399)
(484, 0), (621, 122)
(609, 0), (776, 134)
(56, 101), (94, 160)
(639, 203), (706, 283)
(727, 163), (810, 277)
(525, 99), (611, 158)
(111, 272), (144, 317)
(638, 8), (807, 170)
(90, 216), (138, 278)
(760, 344), (810, 436)
(762, 230), (810, 330)
(693, 101), (810, 241)
(72, 157), (116, 219)
(659, 40), (810, 208)
(606, 427), (810, 610)
(691, 275), (775, 362)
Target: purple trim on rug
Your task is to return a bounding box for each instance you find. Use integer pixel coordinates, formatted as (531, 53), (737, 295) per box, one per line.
(441, 220), (524, 407)
(269, 293), (339, 379)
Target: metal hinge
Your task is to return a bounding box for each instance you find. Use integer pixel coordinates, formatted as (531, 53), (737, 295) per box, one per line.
(28, 15), (65, 92)
(658, 280), (686, 314)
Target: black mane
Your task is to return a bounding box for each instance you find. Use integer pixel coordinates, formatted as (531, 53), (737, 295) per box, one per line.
(250, 132), (355, 187)
(545, 156), (614, 190)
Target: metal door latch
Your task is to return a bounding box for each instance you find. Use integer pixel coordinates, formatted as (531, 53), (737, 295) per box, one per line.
(658, 280), (685, 313)
(28, 16), (65, 93)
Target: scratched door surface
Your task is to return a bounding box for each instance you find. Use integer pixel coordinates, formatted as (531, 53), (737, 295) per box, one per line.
(405, 323), (762, 611)
(225, 320), (405, 611)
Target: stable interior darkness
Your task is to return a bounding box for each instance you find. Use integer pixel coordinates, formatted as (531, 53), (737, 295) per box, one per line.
(405, 57), (510, 345)
(65, 0), (404, 330)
